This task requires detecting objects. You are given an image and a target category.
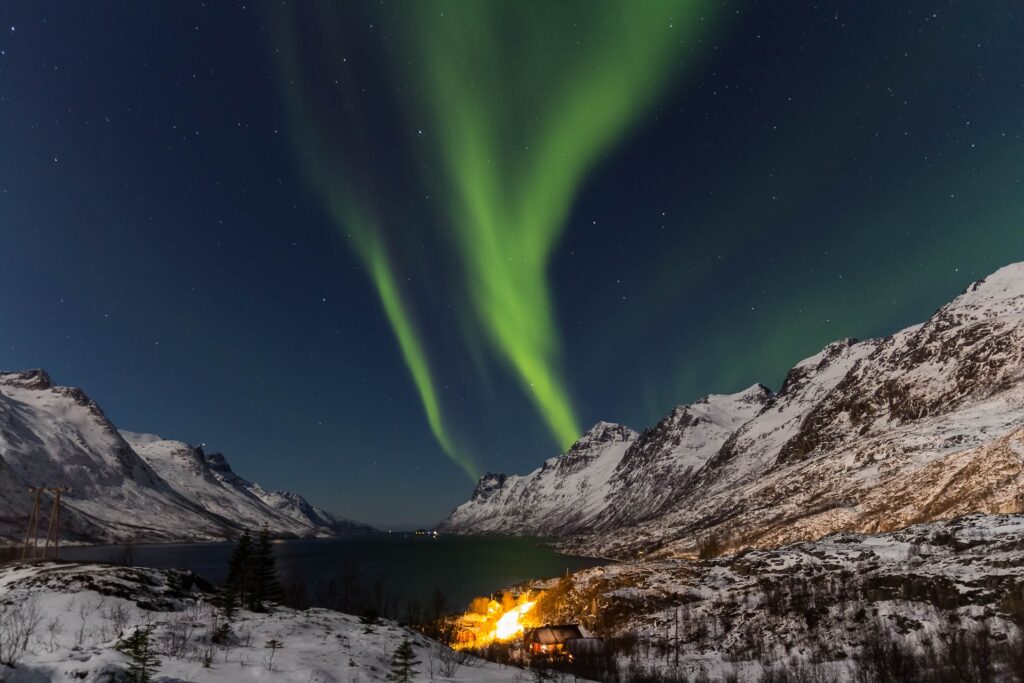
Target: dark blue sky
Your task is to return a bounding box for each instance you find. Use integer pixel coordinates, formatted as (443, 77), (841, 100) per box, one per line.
(1, 1), (1022, 528)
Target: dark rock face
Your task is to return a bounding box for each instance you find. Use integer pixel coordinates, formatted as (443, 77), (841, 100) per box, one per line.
(471, 473), (509, 501)
(203, 452), (233, 474)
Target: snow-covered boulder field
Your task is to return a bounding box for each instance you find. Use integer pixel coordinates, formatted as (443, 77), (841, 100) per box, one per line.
(0, 562), (536, 682)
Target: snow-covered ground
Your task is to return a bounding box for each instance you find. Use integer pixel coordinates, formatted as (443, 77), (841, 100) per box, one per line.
(0, 562), (544, 682)
(524, 513), (1024, 681)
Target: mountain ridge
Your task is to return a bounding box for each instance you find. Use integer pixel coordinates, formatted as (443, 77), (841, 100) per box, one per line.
(440, 262), (1024, 559)
(0, 371), (374, 544)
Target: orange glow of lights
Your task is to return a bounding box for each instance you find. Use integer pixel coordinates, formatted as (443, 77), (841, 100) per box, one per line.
(454, 592), (541, 648)
(494, 600), (535, 641)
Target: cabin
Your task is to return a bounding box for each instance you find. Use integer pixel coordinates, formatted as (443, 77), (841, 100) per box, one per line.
(527, 625), (582, 656)
(526, 624), (603, 659)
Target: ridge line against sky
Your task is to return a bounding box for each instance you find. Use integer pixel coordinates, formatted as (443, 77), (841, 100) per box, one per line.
(1, 1), (1023, 526)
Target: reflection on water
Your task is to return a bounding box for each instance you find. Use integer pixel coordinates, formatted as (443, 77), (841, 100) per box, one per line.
(57, 534), (606, 610)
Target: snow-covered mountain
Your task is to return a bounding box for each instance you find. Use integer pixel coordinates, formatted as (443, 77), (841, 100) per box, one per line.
(440, 387), (771, 537)
(439, 421), (639, 536)
(441, 262), (1024, 559)
(0, 370), (372, 544)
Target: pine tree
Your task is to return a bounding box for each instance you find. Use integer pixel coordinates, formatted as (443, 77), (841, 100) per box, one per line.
(222, 580), (238, 622)
(387, 639), (421, 683)
(116, 625), (160, 683)
(249, 526), (282, 611)
(225, 528), (253, 610)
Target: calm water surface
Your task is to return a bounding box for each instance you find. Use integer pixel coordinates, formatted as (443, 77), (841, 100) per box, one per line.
(60, 535), (607, 609)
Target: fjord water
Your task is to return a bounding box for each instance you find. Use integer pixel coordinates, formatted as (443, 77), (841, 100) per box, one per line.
(60, 534), (606, 609)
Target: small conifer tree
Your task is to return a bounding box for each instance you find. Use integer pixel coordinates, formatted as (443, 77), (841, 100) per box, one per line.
(387, 638), (421, 683)
(116, 625), (160, 683)
(225, 529), (253, 609)
(250, 526), (282, 611)
(222, 580), (238, 622)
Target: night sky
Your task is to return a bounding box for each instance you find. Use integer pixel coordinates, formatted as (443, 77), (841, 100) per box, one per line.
(2, 2), (1022, 528)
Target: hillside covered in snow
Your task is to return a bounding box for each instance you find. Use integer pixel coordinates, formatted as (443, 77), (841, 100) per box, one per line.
(0, 370), (373, 545)
(0, 561), (529, 682)
(524, 513), (1024, 682)
(441, 262), (1024, 559)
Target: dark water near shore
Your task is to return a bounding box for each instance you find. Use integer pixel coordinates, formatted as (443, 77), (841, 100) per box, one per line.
(59, 534), (606, 610)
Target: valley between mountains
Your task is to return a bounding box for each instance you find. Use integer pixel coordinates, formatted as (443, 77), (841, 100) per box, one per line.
(4, 263), (1024, 681)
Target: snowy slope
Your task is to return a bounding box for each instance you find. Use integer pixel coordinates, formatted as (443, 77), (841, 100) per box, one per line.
(439, 386), (771, 536)
(439, 422), (638, 535)
(443, 262), (1024, 560)
(527, 513), (1024, 681)
(0, 371), (372, 545)
(125, 434), (373, 536)
(595, 384), (772, 528)
(0, 562), (538, 682)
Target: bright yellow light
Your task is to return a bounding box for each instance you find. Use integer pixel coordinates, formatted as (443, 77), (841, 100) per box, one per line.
(494, 601), (535, 641)
(454, 592), (542, 649)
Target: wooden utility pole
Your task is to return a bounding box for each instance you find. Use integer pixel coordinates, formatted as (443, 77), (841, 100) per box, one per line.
(21, 488), (42, 561)
(21, 486), (69, 561)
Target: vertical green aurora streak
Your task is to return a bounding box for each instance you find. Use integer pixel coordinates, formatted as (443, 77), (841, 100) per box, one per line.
(275, 14), (477, 479)
(402, 1), (716, 450)
(275, 2), (716, 474)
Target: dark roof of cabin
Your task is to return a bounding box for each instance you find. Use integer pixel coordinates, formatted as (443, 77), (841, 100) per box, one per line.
(528, 625), (584, 645)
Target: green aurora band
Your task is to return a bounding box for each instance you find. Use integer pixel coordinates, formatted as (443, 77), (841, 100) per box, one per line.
(274, 1), (718, 475)
(401, 1), (718, 451)
(274, 13), (477, 479)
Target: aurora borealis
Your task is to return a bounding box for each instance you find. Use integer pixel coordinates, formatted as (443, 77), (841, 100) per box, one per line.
(2, 2), (1023, 526)
(277, 1), (720, 474)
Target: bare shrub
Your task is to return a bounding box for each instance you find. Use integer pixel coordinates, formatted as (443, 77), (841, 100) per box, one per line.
(159, 613), (196, 658)
(44, 616), (63, 653)
(76, 597), (98, 646)
(437, 644), (472, 677)
(237, 627), (253, 648)
(197, 631), (215, 668)
(0, 596), (43, 666)
(103, 602), (132, 638)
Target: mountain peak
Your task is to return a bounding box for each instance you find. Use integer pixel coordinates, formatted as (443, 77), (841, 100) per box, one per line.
(469, 472), (509, 501)
(203, 452), (234, 474)
(0, 369), (54, 390)
(684, 384), (772, 430)
(441, 260), (1024, 551)
(702, 383), (773, 408)
(573, 421), (636, 449)
(943, 262), (1024, 319)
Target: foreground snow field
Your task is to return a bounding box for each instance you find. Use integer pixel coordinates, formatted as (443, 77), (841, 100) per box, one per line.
(0, 562), (544, 682)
